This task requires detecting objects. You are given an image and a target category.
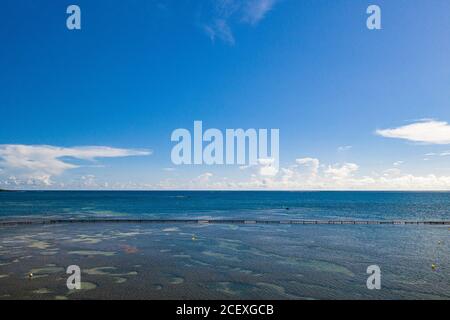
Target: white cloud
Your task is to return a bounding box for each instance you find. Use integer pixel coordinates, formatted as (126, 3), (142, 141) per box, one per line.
(0, 144), (151, 186)
(295, 158), (320, 177)
(154, 156), (450, 191)
(393, 161), (404, 166)
(337, 145), (352, 152)
(257, 158), (278, 176)
(237, 158), (279, 177)
(26, 157), (450, 191)
(4, 143), (450, 191)
(382, 168), (402, 177)
(376, 120), (450, 144)
(241, 0), (277, 25)
(80, 175), (97, 187)
(193, 172), (213, 184)
(204, 19), (235, 44)
(425, 150), (450, 157)
(203, 0), (277, 44)
(325, 163), (359, 180)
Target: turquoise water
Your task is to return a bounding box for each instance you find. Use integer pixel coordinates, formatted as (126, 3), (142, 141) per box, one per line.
(0, 191), (448, 299)
(1, 191), (450, 221)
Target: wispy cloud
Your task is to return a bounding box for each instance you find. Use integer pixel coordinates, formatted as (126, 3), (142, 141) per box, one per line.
(0, 144), (151, 186)
(376, 120), (450, 144)
(202, 0), (277, 44)
(425, 150), (450, 157)
(337, 145), (352, 152)
(192, 172), (213, 184)
(241, 0), (277, 25)
(204, 19), (235, 44)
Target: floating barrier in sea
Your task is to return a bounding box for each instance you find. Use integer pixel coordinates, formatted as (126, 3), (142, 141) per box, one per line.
(0, 218), (449, 226)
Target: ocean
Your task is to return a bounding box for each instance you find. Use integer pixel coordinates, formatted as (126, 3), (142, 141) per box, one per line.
(0, 191), (448, 299)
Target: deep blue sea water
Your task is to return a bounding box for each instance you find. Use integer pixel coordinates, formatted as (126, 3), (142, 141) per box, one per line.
(1, 191), (450, 221)
(0, 191), (448, 299)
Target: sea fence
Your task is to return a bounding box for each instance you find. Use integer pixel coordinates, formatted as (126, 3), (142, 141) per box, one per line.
(0, 218), (449, 227)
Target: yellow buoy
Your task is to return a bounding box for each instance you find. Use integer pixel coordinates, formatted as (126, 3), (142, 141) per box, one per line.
(431, 264), (437, 271)
(28, 273), (33, 278)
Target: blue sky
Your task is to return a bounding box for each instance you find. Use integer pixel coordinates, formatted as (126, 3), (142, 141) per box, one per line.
(1, 0), (450, 190)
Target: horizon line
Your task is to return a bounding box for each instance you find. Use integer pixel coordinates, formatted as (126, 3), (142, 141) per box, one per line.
(2, 189), (450, 193)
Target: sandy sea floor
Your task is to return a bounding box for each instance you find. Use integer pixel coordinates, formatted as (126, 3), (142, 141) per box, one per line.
(0, 222), (448, 300)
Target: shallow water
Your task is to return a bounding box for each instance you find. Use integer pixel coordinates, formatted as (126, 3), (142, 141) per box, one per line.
(0, 191), (448, 299)
(0, 222), (448, 299)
